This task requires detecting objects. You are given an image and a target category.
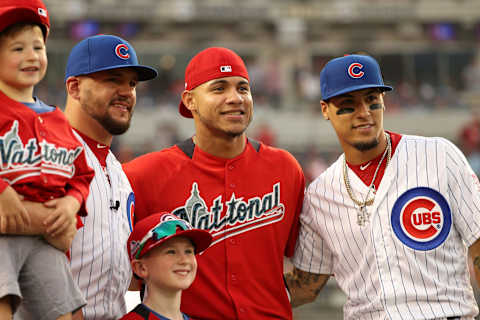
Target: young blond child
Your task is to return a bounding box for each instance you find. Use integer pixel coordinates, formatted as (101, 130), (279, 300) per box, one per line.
(121, 212), (212, 320)
(0, 1), (94, 319)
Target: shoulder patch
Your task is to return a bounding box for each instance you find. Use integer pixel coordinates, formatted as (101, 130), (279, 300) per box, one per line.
(391, 187), (451, 251)
(126, 192), (135, 232)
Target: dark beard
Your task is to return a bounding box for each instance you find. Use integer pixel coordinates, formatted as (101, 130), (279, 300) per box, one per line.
(353, 137), (379, 151)
(100, 115), (131, 135)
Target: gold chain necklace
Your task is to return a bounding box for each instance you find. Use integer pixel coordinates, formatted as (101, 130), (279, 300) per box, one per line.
(343, 132), (391, 226)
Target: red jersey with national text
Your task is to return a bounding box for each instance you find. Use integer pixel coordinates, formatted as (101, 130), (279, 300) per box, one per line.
(0, 91), (93, 213)
(123, 139), (305, 320)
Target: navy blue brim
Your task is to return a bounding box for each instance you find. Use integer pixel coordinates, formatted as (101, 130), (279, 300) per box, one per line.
(322, 84), (393, 101)
(65, 64), (158, 82)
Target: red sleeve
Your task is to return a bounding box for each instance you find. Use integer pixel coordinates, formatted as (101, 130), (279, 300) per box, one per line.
(66, 148), (94, 217)
(284, 157), (306, 257)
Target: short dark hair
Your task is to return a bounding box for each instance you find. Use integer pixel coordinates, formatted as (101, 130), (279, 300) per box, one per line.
(0, 22), (46, 42)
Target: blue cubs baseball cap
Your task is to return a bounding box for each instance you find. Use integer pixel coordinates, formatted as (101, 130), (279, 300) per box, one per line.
(64, 34), (157, 82)
(320, 54), (393, 101)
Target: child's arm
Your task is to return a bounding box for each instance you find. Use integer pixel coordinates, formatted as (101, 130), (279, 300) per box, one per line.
(0, 185), (31, 234)
(43, 215), (77, 252)
(20, 199), (79, 251)
(43, 141), (94, 237)
(43, 195), (80, 237)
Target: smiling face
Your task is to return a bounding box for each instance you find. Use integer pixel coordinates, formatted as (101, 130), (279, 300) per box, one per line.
(185, 76), (253, 140)
(77, 68), (138, 135)
(321, 88), (386, 159)
(0, 24), (47, 101)
(137, 236), (198, 293)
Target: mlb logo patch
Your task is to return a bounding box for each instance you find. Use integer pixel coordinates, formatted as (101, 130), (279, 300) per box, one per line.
(38, 8), (47, 17)
(220, 65), (232, 72)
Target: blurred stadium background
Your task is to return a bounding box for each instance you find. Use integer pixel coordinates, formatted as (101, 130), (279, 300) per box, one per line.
(43, 0), (480, 318)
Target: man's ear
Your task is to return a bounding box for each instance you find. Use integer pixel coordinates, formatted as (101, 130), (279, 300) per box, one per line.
(66, 77), (81, 101)
(182, 90), (196, 114)
(320, 100), (329, 120)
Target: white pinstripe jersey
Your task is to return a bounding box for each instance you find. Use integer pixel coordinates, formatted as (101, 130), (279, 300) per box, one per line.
(70, 132), (135, 320)
(293, 134), (480, 320)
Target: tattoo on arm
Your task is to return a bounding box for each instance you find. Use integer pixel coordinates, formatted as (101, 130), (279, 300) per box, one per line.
(285, 267), (329, 308)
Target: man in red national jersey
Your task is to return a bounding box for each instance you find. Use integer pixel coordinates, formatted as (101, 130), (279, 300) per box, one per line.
(123, 47), (305, 320)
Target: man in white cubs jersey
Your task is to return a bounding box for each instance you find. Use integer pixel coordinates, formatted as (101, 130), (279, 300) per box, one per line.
(285, 54), (480, 319)
(63, 35), (157, 320)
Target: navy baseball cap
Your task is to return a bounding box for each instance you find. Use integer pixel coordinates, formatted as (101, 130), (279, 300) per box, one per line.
(64, 34), (157, 82)
(320, 54), (393, 101)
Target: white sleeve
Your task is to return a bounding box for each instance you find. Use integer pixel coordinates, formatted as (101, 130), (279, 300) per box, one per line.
(444, 138), (480, 247)
(292, 180), (334, 274)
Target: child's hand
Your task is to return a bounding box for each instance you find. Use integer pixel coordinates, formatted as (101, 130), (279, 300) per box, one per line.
(0, 186), (30, 234)
(43, 195), (80, 237)
(44, 219), (77, 252)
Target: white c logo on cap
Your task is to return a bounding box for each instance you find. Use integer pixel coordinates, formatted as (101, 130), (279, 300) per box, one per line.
(115, 44), (130, 60)
(348, 62), (364, 78)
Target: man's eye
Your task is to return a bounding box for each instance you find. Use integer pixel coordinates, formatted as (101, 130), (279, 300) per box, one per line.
(336, 108), (354, 115)
(369, 103), (382, 110)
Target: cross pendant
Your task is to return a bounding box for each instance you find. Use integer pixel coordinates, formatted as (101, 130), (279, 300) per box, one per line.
(357, 205), (370, 226)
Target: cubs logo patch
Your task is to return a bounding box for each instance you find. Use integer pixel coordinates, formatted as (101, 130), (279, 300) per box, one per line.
(348, 62), (364, 78)
(391, 187), (451, 251)
(126, 192), (135, 232)
(115, 44), (130, 60)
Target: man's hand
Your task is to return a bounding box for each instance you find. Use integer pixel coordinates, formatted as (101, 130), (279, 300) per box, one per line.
(43, 195), (80, 237)
(284, 267), (330, 308)
(0, 186), (30, 234)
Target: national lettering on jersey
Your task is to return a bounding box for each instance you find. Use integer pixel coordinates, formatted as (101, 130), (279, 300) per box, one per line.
(0, 121), (82, 183)
(391, 187), (452, 251)
(171, 182), (285, 247)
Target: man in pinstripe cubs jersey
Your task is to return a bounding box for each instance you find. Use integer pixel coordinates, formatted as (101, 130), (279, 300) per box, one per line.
(63, 35), (157, 320)
(285, 54), (480, 319)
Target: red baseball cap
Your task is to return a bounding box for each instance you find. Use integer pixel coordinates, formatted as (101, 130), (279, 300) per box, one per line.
(179, 47), (250, 118)
(128, 212), (212, 261)
(0, 0), (50, 39)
